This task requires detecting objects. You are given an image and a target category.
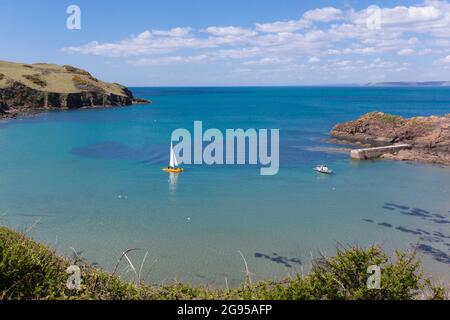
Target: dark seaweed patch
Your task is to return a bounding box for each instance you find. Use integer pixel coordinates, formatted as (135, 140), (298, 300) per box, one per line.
(416, 229), (430, 235)
(71, 141), (166, 164)
(434, 231), (450, 240)
(383, 203), (410, 210)
(381, 203), (450, 224)
(412, 208), (430, 214)
(254, 252), (302, 268)
(399, 210), (430, 218)
(395, 226), (421, 235)
(432, 219), (450, 224)
(419, 235), (443, 243)
(378, 222), (392, 227)
(367, 204), (450, 265)
(415, 244), (450, 264)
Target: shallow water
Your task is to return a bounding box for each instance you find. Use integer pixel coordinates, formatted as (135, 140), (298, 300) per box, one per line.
(1, 87), (449, 286)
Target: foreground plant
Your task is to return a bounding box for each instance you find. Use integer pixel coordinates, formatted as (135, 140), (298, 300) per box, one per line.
(0, 227), (447, 300)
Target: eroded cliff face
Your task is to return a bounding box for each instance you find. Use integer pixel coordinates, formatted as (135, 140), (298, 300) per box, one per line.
(0, 61), (148, 118)
(0, 101), (14, 118)
(0, 81), (133, 110)
(331, 112), (450, 165)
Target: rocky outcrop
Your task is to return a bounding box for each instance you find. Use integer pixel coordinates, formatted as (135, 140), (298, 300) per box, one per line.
(0, 61), (149, 119)
(331, 112), (450, 165)
(0, 101), (16, 119)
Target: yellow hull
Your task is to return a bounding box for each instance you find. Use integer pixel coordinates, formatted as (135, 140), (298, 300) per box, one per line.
(162, 168), (184, 173)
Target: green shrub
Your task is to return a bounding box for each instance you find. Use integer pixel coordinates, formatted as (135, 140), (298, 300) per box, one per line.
(72, 75), (98, 91)
(22, 74), (47, 88)
(0, 227), (67, 299)
(302, 246), (421, 299)
(0, 227), (447, 300)
(362, 112), (404, 124)
(225, 246), (447, 300)
(63, 65), (91, 76)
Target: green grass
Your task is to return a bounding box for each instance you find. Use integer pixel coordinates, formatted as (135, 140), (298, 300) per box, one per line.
(0, 60), (127, 96)
(362, 112), (404, 124)
(0, 226), (447, 300)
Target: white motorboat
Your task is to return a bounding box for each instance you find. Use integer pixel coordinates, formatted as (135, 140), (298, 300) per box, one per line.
(314, 164), (333, 174)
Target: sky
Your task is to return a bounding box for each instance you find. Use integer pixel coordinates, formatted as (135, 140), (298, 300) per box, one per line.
(1, 0), (450, 86)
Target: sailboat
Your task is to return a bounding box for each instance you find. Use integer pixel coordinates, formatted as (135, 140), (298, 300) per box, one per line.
(162, 142), (184, 173)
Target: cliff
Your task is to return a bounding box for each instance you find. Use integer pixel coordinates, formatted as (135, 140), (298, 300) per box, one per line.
(0, 61), (149, 118)
(331, 112), (450, 165)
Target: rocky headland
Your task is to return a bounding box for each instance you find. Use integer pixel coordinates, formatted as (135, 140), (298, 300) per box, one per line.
(0, 60), (149, 119)
(331, 112), (450, 165)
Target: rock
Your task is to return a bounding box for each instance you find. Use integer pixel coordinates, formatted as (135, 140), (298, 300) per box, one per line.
(331, 112), (450, 166)
(0, 101), (17, 119)
(0, 60), (149, 119)
(132, 97), (151, 104)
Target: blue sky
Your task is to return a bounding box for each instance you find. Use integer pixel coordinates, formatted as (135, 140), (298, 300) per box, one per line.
(1, 0), (450, 86)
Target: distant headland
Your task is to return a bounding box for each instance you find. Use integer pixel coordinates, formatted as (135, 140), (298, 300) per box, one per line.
(0, 60), (149, 119)
(365, 81), (450, 87)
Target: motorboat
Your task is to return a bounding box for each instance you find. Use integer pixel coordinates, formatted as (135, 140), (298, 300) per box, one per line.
(314, 164), (333, 174)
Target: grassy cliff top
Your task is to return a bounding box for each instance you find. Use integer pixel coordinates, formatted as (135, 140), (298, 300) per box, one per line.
(0, 60), (128, 96)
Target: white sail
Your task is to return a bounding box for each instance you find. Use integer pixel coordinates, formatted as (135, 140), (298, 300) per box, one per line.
(169, 142), (178, 167)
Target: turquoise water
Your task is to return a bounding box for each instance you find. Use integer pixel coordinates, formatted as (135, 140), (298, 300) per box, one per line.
(1, 87), (450, 286)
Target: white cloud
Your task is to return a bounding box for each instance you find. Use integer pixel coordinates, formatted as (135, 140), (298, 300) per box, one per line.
(397, 48), (415, 55)
(349, 2), (450, 36)
(303, 7), (344, 22)
(62, 30), (215, 57)
(204, 26), (257, 37)
(243, 57), (290, 65)
(152, 27), (192, 37)
(128, 47), (261, 66)
(349, 5), (440, 26)
(418, 48), (433, 55)
(62, 1), (450, 83)
(215, 47), (260, 59)
(439, 55), (450, 64)
(255, 19), (311, 33)
(129, 54), (210, 66)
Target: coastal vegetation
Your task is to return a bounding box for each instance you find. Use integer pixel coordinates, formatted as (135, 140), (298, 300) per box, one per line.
(22, 74), (48, 88)
(0, 226), (447, 300)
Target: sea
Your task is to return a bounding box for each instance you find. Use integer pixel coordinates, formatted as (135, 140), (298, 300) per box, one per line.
(1, 87), (449, 287)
